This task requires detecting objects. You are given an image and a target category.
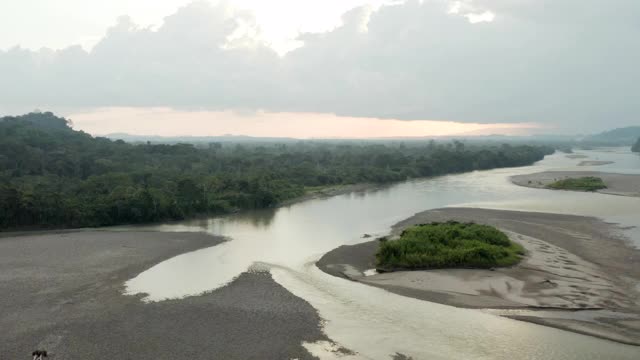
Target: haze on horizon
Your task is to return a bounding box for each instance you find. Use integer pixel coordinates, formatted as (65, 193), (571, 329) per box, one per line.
(1, 0), (638, 138)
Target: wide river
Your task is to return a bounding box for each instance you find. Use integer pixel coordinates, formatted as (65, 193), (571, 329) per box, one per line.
(124, 148), (640, 359)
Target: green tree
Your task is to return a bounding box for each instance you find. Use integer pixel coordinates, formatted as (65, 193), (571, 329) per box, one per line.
(0, 111), (555, 230)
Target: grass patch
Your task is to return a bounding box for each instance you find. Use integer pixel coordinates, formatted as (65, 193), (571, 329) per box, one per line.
(547, 176), (607, 192)
(376, 222), (524, 271)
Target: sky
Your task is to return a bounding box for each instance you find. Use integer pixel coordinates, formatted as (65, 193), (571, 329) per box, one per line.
(0, 0), (395, 55)
(70, 107), (541, 138)
(1, 0), (638, 138)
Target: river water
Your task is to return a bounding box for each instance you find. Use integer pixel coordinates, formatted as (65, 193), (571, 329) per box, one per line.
(124, 148), (640, 359)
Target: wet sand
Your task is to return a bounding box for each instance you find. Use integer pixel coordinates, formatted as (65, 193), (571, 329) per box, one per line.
(512, 171), (640, 197)
(578, 160), (615, 166)
(317, 208), (640, 345)
(0, 231), (328, 359)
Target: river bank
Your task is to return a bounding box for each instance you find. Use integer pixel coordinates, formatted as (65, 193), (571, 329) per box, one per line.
(0, 231), (330, 359)
(317, 207), (640, 345)
(281, 183), (381, 207)
(511, 171), (640, 197)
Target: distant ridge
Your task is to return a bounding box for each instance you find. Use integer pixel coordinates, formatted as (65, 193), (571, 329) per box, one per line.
(104, 132), (580, 145)
(1, 111), (72, 131)
(105, 133), (298, 144)
(585, 126), (640, 145)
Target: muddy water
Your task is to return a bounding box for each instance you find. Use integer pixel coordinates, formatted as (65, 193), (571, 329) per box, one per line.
(124, 148), (640, 359)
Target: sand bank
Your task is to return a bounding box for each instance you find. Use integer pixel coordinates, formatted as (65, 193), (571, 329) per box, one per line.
(0, 231), (328, 359)
(317, 208), (640, 345)
(578, 160), (615, 166)
(512, 171), (640, 197)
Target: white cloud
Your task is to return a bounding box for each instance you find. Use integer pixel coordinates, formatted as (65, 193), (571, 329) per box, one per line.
(1, 0), (639, 131)
(466, 11), (495, 23)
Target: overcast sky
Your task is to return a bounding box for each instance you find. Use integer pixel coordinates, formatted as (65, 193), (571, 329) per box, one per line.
(1, 0), (638, 137)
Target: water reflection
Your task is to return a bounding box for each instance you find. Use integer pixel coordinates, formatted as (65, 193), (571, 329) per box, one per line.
(193, 207), (278, 230)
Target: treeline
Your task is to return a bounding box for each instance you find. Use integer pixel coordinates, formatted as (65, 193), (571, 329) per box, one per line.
(632, 138), (640, 152)
(0, 112), (554, 230)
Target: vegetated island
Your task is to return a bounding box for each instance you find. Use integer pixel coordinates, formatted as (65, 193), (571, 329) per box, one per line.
(317, 208), (640, 345)
(376, 222), (524, 272)
(563, 153), (615, 165)
(511, 171), (640, 197)
(547, 176), (607, 192)
(0, 112), (555, 231)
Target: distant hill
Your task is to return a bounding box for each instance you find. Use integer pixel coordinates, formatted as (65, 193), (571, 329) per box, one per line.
(584, 127), (640, 145)
(105, 133), (297, 144)
(104, 132), (582, 146)
(1, 111), (72, 131)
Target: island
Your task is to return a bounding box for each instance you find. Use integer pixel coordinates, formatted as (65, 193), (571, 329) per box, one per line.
(317, 208), (640, 345)
(547, 176), (607, 192)
(376, 222), (524, 271)
(511, 171), (640, 197)
(577, 160), (614, 166)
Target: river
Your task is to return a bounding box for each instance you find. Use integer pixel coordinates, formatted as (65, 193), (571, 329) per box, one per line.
(124, 148), (640, 359)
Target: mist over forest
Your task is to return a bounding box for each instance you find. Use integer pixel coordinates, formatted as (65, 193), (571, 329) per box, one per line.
(0, 112), (556, 229)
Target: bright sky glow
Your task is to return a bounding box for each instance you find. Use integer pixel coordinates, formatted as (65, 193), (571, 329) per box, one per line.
(466, 11), (495, 24)
(0, 0), (396, 54)
(69, 107), (542, 138)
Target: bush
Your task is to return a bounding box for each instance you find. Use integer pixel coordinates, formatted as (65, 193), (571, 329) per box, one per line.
(376, 222), (524, 270)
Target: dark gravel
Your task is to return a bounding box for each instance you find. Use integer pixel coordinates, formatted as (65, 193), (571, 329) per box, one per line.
(1, 231), (326, 360)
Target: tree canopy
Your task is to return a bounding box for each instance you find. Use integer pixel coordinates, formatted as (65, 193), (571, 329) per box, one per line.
(0, 112), (554, 230)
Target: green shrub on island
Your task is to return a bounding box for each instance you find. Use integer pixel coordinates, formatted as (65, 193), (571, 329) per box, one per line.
(375, 222), (524, 270)
(632, 138), (640, 153)
(547, 177), (607, 192)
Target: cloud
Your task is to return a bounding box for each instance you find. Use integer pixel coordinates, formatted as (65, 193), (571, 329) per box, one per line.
(282, 0), (640, 127)
(1, 1), (280, 111)
(1, 0), (638, 131)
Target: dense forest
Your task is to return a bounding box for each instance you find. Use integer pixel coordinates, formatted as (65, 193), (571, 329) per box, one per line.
(633, 138), (640, 152)
(0, 112), (554, 230)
